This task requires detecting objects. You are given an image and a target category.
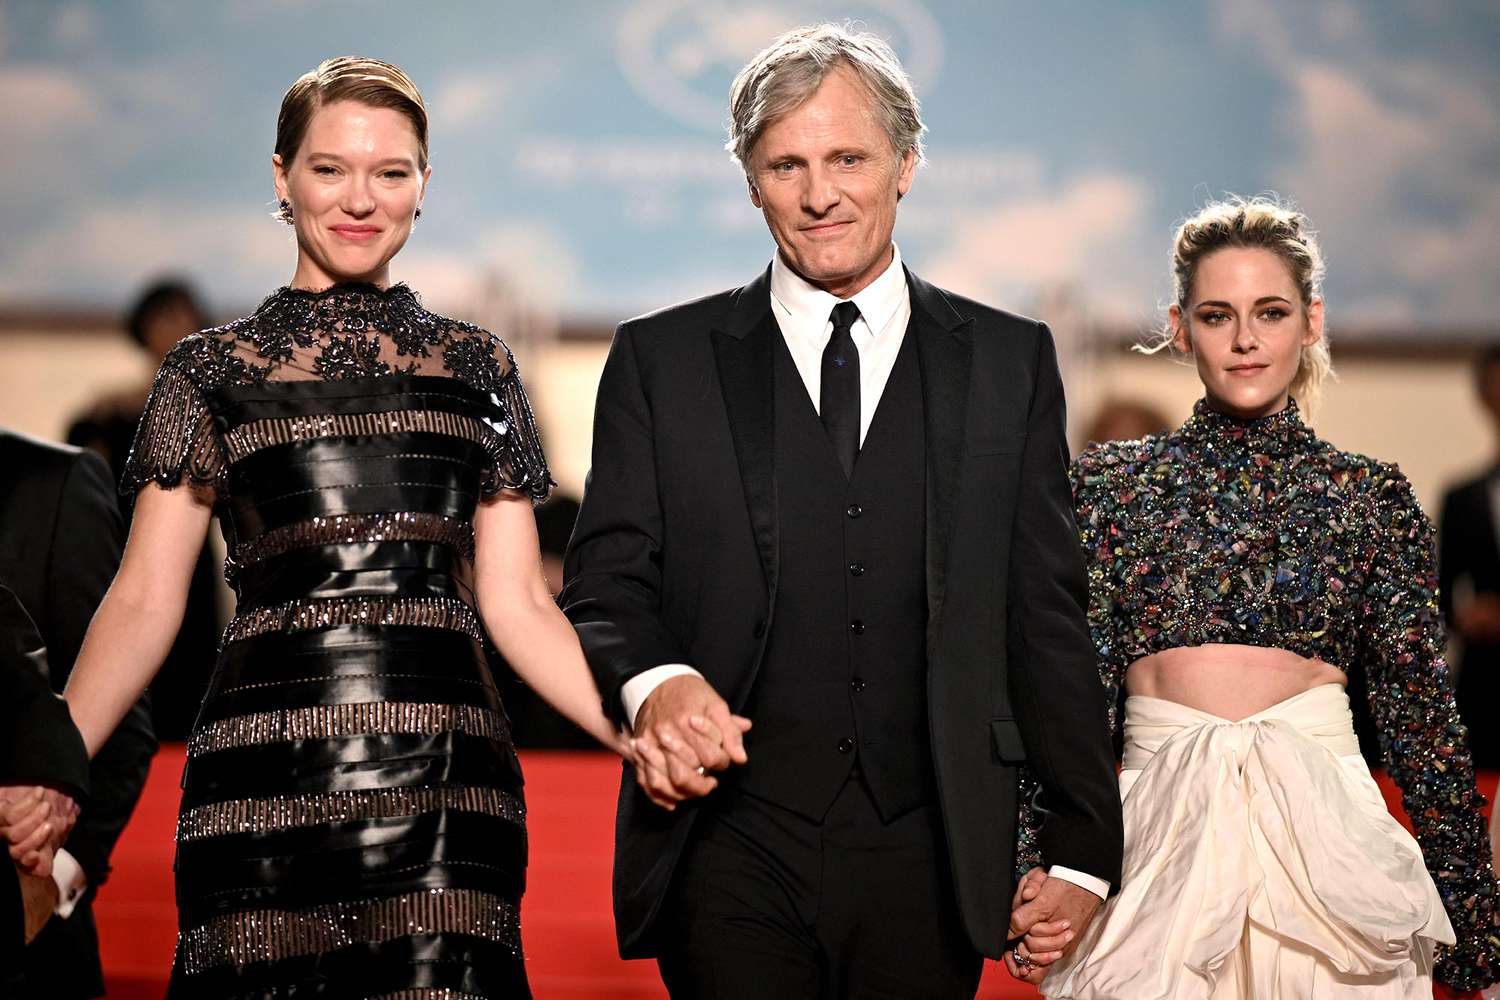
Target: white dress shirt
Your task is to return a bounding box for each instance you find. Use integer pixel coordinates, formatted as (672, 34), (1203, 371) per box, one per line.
(619, 246), (1110, 902)
(51, 847), (86, 918)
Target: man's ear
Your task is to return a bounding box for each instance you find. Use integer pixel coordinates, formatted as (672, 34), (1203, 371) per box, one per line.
(748, 175), (762, 209)
(895, 146), (916, 200)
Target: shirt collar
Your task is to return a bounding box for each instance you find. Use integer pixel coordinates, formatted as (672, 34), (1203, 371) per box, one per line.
(769, 243), (906, 338)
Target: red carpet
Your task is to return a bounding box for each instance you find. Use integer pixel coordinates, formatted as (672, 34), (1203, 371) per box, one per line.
(94, 747), (1497, 999)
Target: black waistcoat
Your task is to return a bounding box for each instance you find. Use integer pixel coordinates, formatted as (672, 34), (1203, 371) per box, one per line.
(735, 324), (932, 822)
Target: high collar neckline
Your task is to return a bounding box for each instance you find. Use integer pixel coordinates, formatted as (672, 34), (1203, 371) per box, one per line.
(270, 281), (414, 301)
(1181, 397), (1310, 455)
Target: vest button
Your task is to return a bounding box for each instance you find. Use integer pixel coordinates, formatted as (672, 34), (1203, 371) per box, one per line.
(837, 737), (855, 754)
(846, 503), (863, 519)
(753, 619), (767, 638)
(851, 677), (867, 692)
(849, 620), (865, 635)
(848, 561), (865, 577)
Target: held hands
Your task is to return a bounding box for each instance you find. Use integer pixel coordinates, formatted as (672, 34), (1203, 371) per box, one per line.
(0, 785), (79, 879)
(1004, 867), (1101, 985)
(626, 674), (752, 810)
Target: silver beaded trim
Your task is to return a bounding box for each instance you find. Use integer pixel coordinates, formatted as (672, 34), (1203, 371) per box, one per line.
(369, 991), (491, 1000)
(187, 702), (511, 758)
(222, 409), (503, 463)
(222, 596), (483, 645)
(232, 511), (476, 571)
(176, 785), (525, 841)
(175, 887), (521, 974)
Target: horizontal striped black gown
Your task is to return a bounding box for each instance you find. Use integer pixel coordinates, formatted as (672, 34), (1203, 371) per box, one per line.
(121, 283), (551, 999)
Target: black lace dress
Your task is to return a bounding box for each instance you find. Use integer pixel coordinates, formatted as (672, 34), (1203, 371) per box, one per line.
(122, 284), (552, 999)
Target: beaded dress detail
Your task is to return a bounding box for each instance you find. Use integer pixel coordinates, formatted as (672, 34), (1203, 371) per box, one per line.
(1037, 398), (1498, 991)
(122, 283), (551, 999)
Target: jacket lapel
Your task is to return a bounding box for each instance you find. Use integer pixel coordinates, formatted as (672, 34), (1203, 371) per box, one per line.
(908, 268), (975, 631)
(711, 267), (780, 603)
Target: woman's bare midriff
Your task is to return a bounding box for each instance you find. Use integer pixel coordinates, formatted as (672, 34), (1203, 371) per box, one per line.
(1124, 643), (1346, 721)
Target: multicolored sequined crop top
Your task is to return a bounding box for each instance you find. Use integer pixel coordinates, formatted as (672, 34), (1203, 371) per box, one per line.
(1068, 398), (1499, 989)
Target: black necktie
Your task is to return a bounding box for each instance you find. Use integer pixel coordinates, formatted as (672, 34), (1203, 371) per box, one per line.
(821, 301), (861, 480)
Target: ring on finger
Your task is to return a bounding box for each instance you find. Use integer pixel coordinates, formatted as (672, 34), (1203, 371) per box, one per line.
(1013, 947), (1035, 974)
(694, 765), (706, 776)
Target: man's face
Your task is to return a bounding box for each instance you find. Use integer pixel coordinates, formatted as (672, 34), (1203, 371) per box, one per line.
(748, 67), (915, 299)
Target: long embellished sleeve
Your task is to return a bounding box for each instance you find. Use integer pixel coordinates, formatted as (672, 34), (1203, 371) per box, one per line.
(1361, 466), (1500, 991)
(1014, 448), (1129, 881)
(1070, 447), (1130, 739)
(120, 345), (225, 497)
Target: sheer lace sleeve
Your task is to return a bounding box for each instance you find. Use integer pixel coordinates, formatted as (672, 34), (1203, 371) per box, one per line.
(120, 348), (225, 498)
(481, 362), (554, 504)
(440, 328), (552, 504)
(1359, 466), (1500, 990)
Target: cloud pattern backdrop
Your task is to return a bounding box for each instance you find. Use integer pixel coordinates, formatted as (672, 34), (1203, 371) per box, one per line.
(0, 0), (1495, 331)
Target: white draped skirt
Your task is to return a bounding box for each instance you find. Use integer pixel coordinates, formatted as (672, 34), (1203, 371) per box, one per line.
(1041, 684), (1454, 999)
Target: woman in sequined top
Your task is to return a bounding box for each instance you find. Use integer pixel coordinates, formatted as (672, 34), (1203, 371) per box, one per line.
(1010, 197), (1500, 999)
(52, 57), (630, 999)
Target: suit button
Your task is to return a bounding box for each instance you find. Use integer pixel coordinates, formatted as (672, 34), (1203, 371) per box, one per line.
(849, 620), (865, 635)
(837, 737), (855, 754)
(846, 504), (862, 518)
(848, 562), (865, 577)
(753, 619), (767, 638)
(851, 677), (867, 692)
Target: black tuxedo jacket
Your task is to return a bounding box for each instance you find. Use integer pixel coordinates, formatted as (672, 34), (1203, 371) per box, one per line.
(1439, 473), (1500, 631)
(0, 430), (157, 997)
(1438, 472), (1500, 764)
(562, 267), (1123, 959)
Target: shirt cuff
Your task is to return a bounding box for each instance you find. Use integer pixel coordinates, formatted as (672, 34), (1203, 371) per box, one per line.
(50, 848), (87, 919)
(1048, 865), (1110, 901)
(620, 665), (703, 731)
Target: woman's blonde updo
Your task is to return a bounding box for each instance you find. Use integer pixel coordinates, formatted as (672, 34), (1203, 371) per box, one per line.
(274, 56), (429, 222)
(1143, 194), (1334, 408)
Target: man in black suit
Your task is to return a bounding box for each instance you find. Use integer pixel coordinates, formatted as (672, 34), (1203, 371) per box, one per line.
(0, 580), (92, 989)
(1440, 345), (1500, 768)
(0, 429), (157, 997)
(562, 24), (1122, 998)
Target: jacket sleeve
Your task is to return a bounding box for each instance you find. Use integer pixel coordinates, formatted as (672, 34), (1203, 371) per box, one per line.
(1361, 468), (1500, 991)
(1004, 324), (1123, 889)
(46, 450), (156, 887)
(0, 584), (89, 800)
(560, 321), (687, 725)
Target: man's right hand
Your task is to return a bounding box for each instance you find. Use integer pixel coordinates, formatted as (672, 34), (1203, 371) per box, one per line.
(629, 674), (752, 810)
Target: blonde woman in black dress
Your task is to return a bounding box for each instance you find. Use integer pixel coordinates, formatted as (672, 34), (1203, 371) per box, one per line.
(60, 57), (624, 998)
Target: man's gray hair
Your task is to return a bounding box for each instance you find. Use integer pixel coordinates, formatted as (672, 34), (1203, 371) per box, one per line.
(726, 23), (926, 174)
